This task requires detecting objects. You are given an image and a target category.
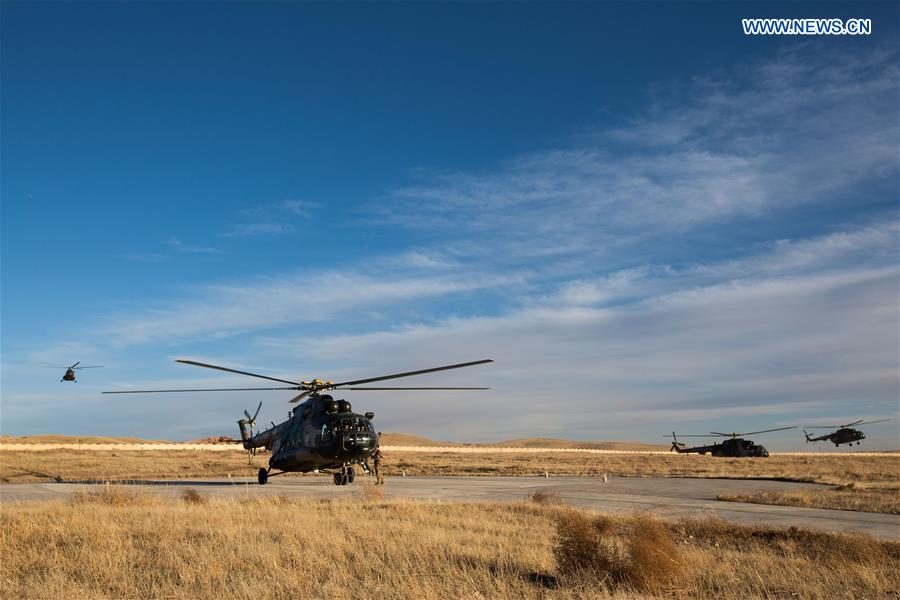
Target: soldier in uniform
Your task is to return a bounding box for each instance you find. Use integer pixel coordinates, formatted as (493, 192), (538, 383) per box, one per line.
(372, 433), (384, 485)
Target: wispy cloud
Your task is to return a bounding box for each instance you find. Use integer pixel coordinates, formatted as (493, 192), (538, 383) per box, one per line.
(119, 253), (169, 263)
(93, 269), (525, 346)
(166, 238), (223, 254)
(224, 199), (319, 237)
(373, 46), (897, 260)
(223, 222), (290, 237)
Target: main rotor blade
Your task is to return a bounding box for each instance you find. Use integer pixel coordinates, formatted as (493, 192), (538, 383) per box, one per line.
(289, 390), (312, 404)
(673, 435), (722, 438)
(70, 362), (80, 369)
(709, 432), (735, 437)
(332, 359), (493, 387)
(849, 418), (890, 427)
(730, 426), (797, 437)
(73, 365), (104, 369)
(335, 386), (490, 391)
(41, 362), (69, 368)
(176, 359), (302, 386)
(103, 387), (300, 394)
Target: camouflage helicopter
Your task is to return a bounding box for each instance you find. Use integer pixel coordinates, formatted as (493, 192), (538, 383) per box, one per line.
(104, 358), (492, 485)
(664, 427), (796, 457)
(802, 419), (890, 447)
(42, 361), (103, 382)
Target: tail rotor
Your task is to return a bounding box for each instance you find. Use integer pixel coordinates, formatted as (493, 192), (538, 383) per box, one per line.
(667, 432), (685, 453)
(238, 401), (262, 463)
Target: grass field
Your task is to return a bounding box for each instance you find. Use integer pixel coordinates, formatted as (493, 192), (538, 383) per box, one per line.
(718, 484), (900, 515)
(3, 445), (898, 513)
(1, 486), (897, 600)
(0, 433), (669, 451)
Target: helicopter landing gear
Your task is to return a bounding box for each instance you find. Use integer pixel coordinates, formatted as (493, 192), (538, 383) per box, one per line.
(333, 465), (355, 486)
(258, 468), (269, 485)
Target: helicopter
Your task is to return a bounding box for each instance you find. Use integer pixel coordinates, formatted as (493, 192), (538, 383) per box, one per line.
(42, 361), (104, 382)
(664, 427), (796, 457)
(802, 419), (890, 447)
(104, 358), (492, 485)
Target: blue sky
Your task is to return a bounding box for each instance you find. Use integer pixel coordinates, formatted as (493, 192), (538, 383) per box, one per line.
(2, 2), (898, 449)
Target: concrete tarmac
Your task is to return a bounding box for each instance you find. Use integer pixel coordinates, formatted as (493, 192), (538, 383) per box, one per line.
(2, 475), (898, 540)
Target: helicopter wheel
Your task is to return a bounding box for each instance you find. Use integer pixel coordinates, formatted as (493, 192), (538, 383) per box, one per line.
(347, 467), (355, 484)
(257, 468), (268, 485)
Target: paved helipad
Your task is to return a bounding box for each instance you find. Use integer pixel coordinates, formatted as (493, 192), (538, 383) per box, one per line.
(2, 476), (897, 540)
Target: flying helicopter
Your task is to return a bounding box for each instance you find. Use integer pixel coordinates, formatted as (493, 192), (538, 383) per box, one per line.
(42, 362), (104, 382)
(802, 419), (890, 447)
(104, 358), (492, 485)
(664, 427), (796, 457)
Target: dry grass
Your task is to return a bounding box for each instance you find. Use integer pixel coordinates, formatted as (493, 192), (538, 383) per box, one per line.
(356, 482), (386, 502)
(0, 435), (168, 445)
(719, 484), (900, 515)
(527, 489), (564, 505)
(0, 449), (261, 482)
(1, 433), (666, 451)
(553, 511), (683, 593)
(383, 451), (900, 487)
(69, 485), (159, 507)
(1, 494), (897, 600)
(181, 487), (207, 505)
(3, 448), (897, 484)
(3, 447), (898, 513)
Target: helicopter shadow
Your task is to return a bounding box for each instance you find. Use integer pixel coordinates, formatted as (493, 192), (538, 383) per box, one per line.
(455, 554), (559, 590)
(3, 470), (59, 482)
(58, 479), (256, 487)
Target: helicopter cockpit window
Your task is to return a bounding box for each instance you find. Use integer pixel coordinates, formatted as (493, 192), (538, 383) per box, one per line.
(321, 424), (332, 441)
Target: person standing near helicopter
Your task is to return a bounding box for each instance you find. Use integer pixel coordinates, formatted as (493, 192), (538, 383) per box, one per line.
(371, 433), (384, 485)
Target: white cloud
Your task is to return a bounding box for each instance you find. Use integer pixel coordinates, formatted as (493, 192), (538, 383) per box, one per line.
(254, 225), (898, 443)
(92, 269), (525, 346)
(374, 46), (897, 257)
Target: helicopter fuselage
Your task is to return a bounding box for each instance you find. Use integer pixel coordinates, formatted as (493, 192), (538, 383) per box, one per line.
(62, 369), (76, 382)
(242, 394), (377, 473)
(805, 428), (865, 446)
(673, 437), (769, 457)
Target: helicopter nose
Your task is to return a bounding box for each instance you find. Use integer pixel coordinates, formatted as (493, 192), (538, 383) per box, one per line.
(341, 431), (376, 452)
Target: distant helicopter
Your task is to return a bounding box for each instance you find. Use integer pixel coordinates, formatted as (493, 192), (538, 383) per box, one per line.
(802, 419), (890, 447)
(104, 358), (492, 485)
(42, 362), (104, 382)
(664, 427), (796, 457)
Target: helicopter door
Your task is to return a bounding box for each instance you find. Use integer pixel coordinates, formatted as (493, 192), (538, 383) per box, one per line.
(301, 421), (316, 448)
